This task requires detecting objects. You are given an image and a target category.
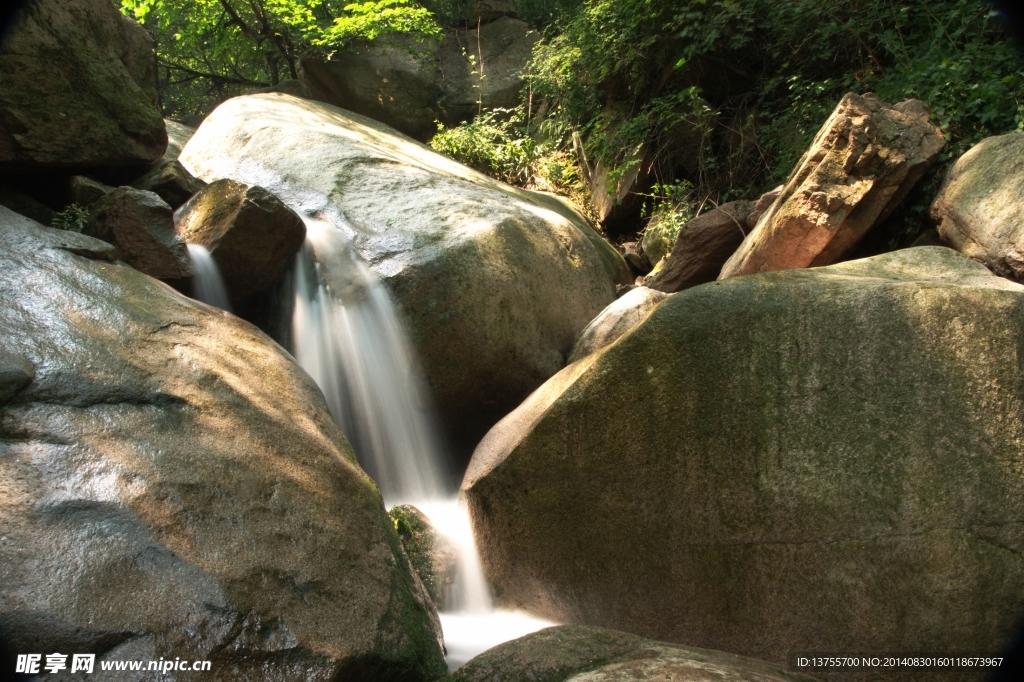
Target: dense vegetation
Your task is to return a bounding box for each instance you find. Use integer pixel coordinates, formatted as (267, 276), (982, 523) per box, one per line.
(124, 0), (1024, 246)
(440, 0), (1023, 245)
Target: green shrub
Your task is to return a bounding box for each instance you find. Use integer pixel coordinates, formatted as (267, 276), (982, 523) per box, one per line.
(51, 204), (90, 233)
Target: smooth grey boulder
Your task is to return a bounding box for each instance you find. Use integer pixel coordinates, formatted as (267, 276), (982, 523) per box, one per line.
(449, 626), (818, 682)
(300, 18), (538, 141)
(0, 0), (166, 170)
(464, 247), (1024, 668)
(0, 206), (446, 680)
(69, 175), (115, 206)
(83, 186), (192, 281)
(568, 287), (668, 363)
(180, 93), (630, 460)
(132, 159), (206, 209)
(931, 132), (1024, 281)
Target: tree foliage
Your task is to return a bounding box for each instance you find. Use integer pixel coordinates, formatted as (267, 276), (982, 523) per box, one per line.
(436, 0), (1024, 246)
(120, 0), (441, 117)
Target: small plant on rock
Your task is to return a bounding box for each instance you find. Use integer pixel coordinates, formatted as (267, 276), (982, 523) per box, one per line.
(51, 204), (90, 233)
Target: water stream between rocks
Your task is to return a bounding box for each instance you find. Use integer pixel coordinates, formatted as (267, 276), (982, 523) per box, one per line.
(289, 218), (553, 670)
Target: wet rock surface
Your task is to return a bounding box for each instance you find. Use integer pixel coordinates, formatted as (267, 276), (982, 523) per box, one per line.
(179, 93), (629, 463)
(0, 206), (446, 681)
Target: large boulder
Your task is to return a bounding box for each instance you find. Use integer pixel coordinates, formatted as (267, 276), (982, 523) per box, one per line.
(0, 206), (446, 680)
(646, 200), (754, 293)
(175, 179), (306, 304)
(83, 186), (192, 281)
(179, 93), (630, 461)
(720, 93), (944, 278)
(463, 247), (1024, 667)
(300, 18), (539, 141)
(0, 0), (166, 170)
(449, 626), (817, 682)
(931, 132), (1024, 281)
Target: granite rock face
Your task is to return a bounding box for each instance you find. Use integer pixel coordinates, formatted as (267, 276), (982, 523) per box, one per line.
(0, 206), (446, 681)
(464, 247), (1024, 671)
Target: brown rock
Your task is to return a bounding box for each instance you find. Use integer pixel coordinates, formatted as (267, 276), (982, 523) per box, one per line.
(0, 0), (166, 170)
(619, 241), (650, 275)
(84, 186), (192, 280)
(465, 1), (519, 26)
(646, 200), (753, 293)
(450, 626), (818, 682)
(0, 206), (447, 679)
(747, 184), (784, 230)
(390, 505), (459, 608)
(132, 159), (206, 209)
(175, 179), (306, 303)
(910, 227), (948, 248)
(720, 93), (944, 279)
(931, 132), (1024, 280)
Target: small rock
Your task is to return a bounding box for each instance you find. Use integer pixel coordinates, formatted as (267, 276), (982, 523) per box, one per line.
(84, 186), (191, 280)
(69, 175), (115, 206)
(639, 214), (674, 268)
(910, 228), (947, 248)
(747, 184), (784, 230)
(568, 287), (668, 363)
(646, 200), (754, 293)
(619, 241), (651, 275)
(390, 505), (459, 608)
(164, 120), (196, 161)
(132, 159), (206, 208)
(720, 93), (944, 278)
(175, 179), (306, 303)
(464, 0), (518, 26)
(931, 132), (1024, 280)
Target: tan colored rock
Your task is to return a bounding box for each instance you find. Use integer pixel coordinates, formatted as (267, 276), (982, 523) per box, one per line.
(450, 626), (818, 682)
(931, 132), (1024, 280)
(464, 247), (1024, 667)
(747, 185), (784, 230)
(163, 119), (196, 161)
(720, 93), (944, 279)
(180, 93), (629, 461)
(0, 206), (446, 679)
(0, 0), (166, 170)
(176, 179), (306, 304)
(568, 287), (668, 363)
(646, 200), (753, 293)
(84, 186), (192, 280)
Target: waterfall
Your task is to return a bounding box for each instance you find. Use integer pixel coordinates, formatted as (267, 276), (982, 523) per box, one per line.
(289, 217), (552, 669)
(186, 243), (232, 312)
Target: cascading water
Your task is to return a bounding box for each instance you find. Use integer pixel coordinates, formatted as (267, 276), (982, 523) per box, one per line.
(186, 243), (232, 312)
(290, 217), (553, 669)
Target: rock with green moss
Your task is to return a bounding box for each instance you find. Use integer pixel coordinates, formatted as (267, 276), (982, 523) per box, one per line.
(0, 206), (447, 680)
(180, 93), (630, 461)
(932, 132), (1024, 281)
(463, 247), (1024, 667)
(0, 0), (166, 170)
(391, 504), (459, 608)
(447, 625), (818, 682)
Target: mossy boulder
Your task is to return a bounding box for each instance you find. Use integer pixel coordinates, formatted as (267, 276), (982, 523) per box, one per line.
(446, 625), (818, 682)
(0, 0), (166, 170)
(463, 247), (1024, 668)
(931, 132), (1024, 281)
(391, 505), (459, 608)
(180, 93), (630, 462)
(0, 206), (446, 680)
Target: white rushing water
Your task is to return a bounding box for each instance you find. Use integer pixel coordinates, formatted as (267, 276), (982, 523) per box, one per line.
(290, 218), (553, 669)
(186, 243), (232, 312)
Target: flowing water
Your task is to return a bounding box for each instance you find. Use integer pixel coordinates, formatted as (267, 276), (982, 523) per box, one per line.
(186, 243), (232, 312)
(290, 218), (553, 669)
